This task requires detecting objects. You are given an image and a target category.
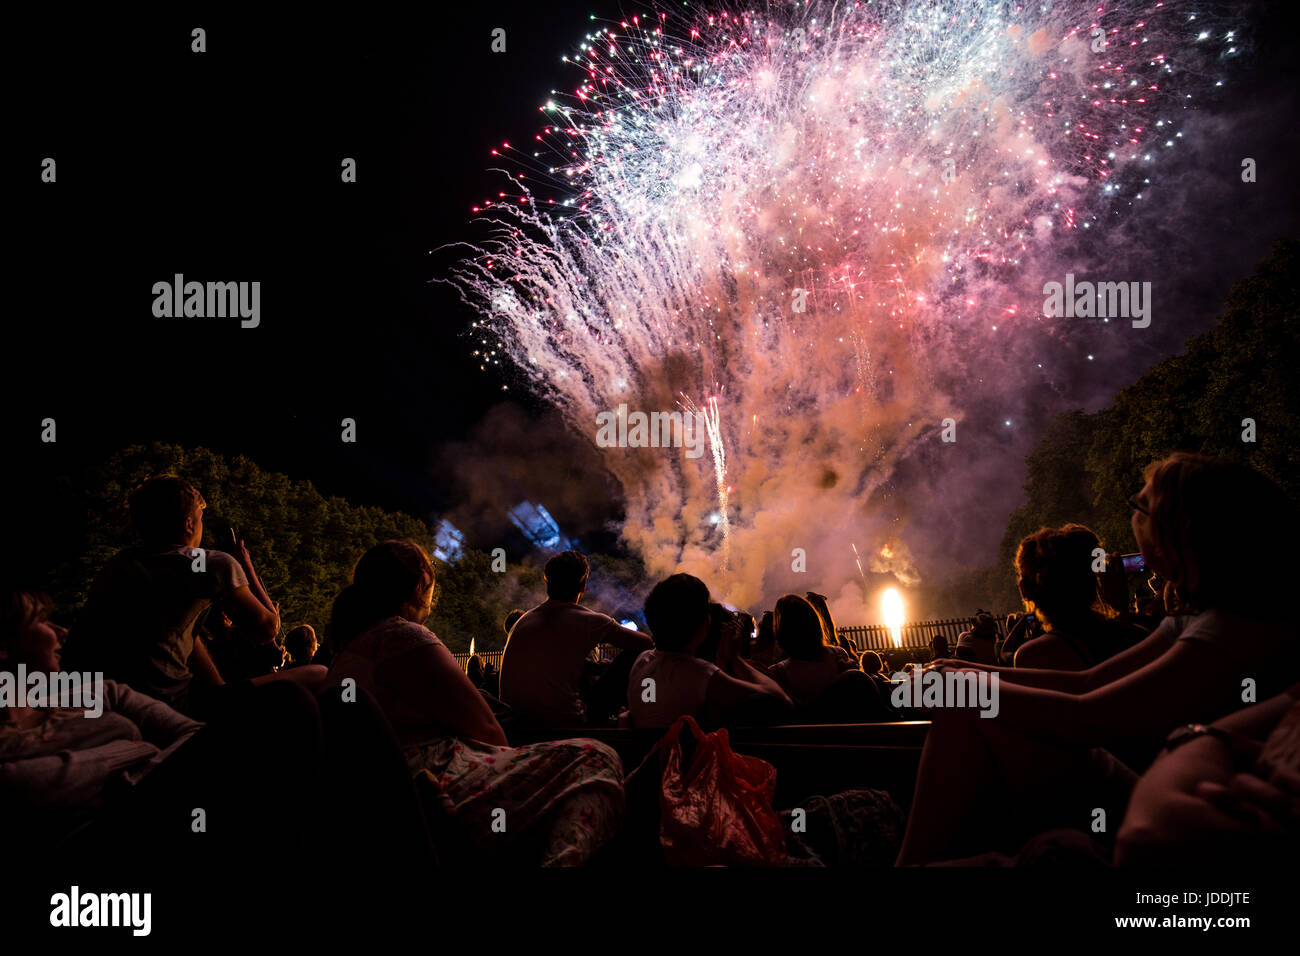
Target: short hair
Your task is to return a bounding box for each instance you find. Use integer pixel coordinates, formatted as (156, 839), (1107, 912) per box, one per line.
(545, 550), (589, 601)
(284, 624), (317, 662)
(860, 650), (885, 675)
(774, 594), (827, 661)
(504, 608), (525, 636)
(129, 475), (205, 545)
(644, 573), (710, 651)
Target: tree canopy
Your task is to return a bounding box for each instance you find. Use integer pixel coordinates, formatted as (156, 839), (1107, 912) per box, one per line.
(988, 239), (1299, 605)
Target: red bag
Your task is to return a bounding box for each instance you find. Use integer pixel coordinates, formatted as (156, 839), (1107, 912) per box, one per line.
(657, 715), (787, 866)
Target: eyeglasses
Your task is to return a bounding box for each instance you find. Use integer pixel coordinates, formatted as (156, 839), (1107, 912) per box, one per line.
(1127, 494), (1150, 516)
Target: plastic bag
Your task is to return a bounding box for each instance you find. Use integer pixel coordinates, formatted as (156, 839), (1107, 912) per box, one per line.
(658, 715), (787, 866)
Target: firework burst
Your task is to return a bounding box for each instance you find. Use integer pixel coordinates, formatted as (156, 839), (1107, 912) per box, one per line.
(441, 0), (1242, 608)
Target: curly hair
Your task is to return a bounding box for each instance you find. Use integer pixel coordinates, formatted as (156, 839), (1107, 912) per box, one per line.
(1015, 524), (1113, 629)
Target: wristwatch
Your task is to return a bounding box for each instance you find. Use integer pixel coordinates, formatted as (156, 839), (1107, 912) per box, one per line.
(1163, 723), (1232, 753)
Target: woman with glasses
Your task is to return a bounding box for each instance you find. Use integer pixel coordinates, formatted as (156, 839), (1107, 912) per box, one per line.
(897, 453), (1300, 864)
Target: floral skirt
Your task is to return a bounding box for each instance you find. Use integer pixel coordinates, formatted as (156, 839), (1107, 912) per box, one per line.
(408, 736), (624, 866)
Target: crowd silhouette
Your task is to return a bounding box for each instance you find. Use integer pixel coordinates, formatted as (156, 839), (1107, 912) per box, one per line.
(3, 452), (1298, 870)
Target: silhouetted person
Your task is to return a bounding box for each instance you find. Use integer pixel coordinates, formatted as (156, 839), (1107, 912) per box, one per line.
(499, 551), (652, 726)
(283, 624), (319, 669)
(504, 608), (525, 639)
(953, 611), (998, 665)
(627, 574), (790, 728)
(750, 611), (782, 670)
(768, 594), (859, 707)
(1012, 525), (1146, 670)
(60, 476), (323, 718)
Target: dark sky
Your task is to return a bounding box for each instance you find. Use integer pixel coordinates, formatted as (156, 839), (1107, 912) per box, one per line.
(12, 5), (594, 518)
(10, 1), (1300, 586)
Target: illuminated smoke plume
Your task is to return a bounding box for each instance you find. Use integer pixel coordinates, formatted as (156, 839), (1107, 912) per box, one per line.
(441, 0), (1242, 615)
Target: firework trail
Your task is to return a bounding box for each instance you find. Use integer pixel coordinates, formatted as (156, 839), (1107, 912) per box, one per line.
(442, 0), (1243, 610)
(696, 394), (731, 564)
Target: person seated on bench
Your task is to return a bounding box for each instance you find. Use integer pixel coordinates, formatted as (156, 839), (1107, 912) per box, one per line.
(327, 540), (625, 866)
(499, 550), (652, 727)
(628, 573), (791, 728)
(0, 584), (428, 875)
(1012, 524), (1146, 671)
(897, 454), (1300, 865)
(768, 594), (860, 709)
(60, 475), (326, 719)
(749, 611), (783, 670)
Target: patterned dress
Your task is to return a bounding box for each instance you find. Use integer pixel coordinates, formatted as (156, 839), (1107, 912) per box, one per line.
(329, 616), (624, 866)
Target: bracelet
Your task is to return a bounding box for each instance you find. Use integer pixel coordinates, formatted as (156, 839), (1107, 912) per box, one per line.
(1163, 723), (1233, 753)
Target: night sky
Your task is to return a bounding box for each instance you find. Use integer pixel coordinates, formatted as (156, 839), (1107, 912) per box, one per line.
(10, 1), (1300, 595)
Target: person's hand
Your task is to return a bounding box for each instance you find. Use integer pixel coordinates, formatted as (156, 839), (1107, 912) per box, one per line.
(1194, 765), (1300, 830)
(1098, 551), (1129, 612)
(229, 536), (253, 569)
(717, 618), (742, 669)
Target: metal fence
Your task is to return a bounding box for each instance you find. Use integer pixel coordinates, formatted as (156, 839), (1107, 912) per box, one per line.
(450, 615), (1010, 669)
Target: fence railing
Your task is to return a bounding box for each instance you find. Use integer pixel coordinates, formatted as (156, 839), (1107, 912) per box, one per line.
(450, 616), (1011, 669)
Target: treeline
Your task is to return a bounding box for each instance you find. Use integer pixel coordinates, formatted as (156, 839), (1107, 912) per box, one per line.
(43, 441), (647, 653)
(42, 442), (545, 653)
(984, 238), (1299, 607)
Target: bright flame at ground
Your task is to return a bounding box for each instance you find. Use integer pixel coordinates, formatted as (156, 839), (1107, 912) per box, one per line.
(882, 588), (905, 648)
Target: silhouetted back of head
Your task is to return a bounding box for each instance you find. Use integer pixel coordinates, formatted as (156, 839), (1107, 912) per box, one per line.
(467, 654), (484, 685)
(129, 475), (205, 546)
(861, 650), (885, 675)
(644, 573), (710, 651)
(545, 550), (589, 601)
(1016, 524), (1109, 628)
(504, 608), (525, 636)
(774, 593), (827, 661)
(1144, 453), (1298, 616)
(284, 624), (317, 663)
(330, 540), (434, 651)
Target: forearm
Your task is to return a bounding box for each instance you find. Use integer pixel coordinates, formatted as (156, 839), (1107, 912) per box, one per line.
(993, 664), (1085, 693)
(731, 659), (786, 698)
(243, 566), (275, 614)
(110, 681), (204, 746)
(189, 637), (226, 687)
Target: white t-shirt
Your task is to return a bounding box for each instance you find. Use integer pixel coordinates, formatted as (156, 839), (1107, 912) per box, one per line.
(627, 649), (719, 728)
(1159, 608), (1298, 699)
